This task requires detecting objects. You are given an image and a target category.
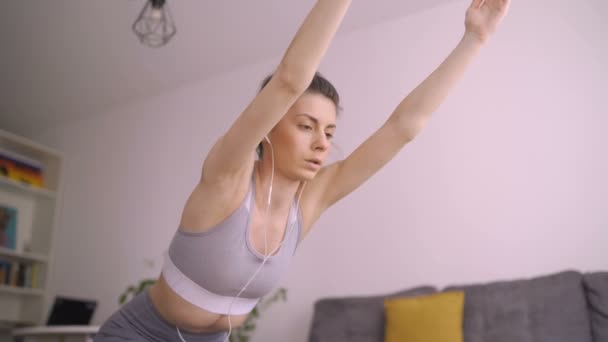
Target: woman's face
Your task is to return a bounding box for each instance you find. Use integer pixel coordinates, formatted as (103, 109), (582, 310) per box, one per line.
(266, 91), (337, 181)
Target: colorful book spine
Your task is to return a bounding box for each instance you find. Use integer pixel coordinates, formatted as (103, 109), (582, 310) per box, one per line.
(0, 148), (45, 188)
(0, 259), (40, 288)
(0, 206), (17, 250)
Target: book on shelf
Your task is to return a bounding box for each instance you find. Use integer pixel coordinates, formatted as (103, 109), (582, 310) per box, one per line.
(0, 198), (33, 254)
(0, 205), (40, 289)
(0, 205), (17, 250)
(0, 258), (40, 289)
(0, 147), (45, 189)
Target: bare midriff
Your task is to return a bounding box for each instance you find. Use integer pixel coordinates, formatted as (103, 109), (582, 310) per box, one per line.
(147, 274), (250, 333)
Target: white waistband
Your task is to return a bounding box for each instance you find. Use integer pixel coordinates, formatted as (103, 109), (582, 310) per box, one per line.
(161, 251), (259, 315)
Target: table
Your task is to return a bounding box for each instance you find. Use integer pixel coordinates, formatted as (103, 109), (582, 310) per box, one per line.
(11, 326), (99, 342)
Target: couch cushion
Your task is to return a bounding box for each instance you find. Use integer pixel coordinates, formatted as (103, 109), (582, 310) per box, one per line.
(583, 271), (608, 342)
(308, 286), (437, 342)
(384, 291), (465, 342)
(444, 270), (592, 342)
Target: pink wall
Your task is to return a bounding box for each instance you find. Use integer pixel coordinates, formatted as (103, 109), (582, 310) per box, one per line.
(36, 0), (606, 341)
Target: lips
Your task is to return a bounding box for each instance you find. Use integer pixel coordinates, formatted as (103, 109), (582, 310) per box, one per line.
(305, 159), (322, 167)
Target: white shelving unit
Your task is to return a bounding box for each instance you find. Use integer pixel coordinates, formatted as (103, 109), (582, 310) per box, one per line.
(0, 128), (63, 329)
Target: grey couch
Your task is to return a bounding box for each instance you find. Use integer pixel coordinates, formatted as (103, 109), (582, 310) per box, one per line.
(308, 270), (608, 342)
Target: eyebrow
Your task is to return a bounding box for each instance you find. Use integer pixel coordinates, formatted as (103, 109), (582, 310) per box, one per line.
(296, 113), (336, 129)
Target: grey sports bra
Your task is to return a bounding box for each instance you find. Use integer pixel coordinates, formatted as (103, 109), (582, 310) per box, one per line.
(161, 170), (302, 315)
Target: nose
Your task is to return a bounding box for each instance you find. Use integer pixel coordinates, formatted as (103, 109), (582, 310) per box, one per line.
(313, 132), (330, 152)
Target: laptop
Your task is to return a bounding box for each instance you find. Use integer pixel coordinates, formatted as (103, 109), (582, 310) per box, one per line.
(46, 296), (97, 325)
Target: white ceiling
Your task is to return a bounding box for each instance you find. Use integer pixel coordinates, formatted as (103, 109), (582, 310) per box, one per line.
(0, 0), (454, 136)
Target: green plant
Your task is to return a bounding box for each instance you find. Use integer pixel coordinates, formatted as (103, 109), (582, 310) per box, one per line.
(118, 279), (287, 342)
(118, 277), (157, 305)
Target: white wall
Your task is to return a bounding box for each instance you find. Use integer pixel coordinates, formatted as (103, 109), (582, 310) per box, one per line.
(33, 0), (607, 341)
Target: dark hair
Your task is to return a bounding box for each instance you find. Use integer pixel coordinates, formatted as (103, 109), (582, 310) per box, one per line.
(257, 72), (341, 158)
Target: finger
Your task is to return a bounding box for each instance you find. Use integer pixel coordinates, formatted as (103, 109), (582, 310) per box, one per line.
(470, 0), (485, 9)
(487, 0), (510, 13)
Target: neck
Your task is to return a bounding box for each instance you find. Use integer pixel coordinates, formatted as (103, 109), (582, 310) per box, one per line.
(254, 158), (302, 212)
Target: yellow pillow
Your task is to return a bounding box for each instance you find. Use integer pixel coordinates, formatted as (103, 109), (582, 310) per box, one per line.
(384, 291), (464, 342)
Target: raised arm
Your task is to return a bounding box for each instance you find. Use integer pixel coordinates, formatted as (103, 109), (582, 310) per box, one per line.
(202, 0), (352, 182)
(314, 0), (511, 212)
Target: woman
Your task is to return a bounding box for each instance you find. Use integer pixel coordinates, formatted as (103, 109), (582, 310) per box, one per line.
(95, 0), (510, 341)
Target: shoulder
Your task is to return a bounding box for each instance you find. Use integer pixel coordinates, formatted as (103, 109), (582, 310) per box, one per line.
(297, 162), (341, 239)
(180, 161), (255, 233)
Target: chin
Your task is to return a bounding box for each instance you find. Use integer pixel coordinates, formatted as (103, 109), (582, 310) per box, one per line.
(292, 168), (318, 182)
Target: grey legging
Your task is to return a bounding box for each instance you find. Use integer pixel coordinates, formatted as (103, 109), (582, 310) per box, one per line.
(94, 289), (228, 342)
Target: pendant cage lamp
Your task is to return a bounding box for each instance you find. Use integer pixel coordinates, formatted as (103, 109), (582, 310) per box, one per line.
(132, 0), (176, 47)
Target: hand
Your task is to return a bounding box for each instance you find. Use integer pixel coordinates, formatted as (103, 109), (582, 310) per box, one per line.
(465, 0), (511, 44)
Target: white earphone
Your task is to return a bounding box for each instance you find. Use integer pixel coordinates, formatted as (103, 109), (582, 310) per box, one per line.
(177, 135), (306, 342)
